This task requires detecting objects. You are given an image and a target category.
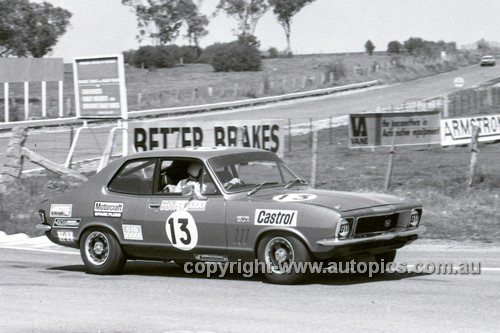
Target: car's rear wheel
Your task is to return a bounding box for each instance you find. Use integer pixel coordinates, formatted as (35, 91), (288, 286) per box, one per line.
(257, 234), (311, 285)
(80, 229), (126, 275)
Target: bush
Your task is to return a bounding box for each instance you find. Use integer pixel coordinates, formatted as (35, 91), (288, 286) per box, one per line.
(131, 46), (176, 69)
(179, 45), (202, 63)
(211, 43), (261, 72)
(210, 41), (262, 72)
(324, 61), (347, 82)
(198, 42), (226, 64)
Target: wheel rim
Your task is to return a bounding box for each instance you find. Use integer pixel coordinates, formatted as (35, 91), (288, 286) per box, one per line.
(264, 237), (295, 275)
(85, 231), (109, 266)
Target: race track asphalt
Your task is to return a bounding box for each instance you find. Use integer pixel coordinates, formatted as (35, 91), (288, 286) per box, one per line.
(1, 240), (499, 332)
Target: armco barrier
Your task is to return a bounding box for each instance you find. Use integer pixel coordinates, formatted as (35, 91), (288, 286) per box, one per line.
(0, 80), (378, 131)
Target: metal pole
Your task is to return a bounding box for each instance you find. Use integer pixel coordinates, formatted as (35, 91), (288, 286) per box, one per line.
(288, 118), (292, 153)
(4, 82), (9, 122)
(24, 82), (29, 120)
(468, 126), (480, 188)
(41, 81), (47, 118)
(311, 129), (318, 188)
(384, 130), (397, 191)
(58, 81), (64, 118)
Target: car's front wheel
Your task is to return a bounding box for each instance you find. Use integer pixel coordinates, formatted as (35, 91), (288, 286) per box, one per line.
(80, 229), (126, 275)
(257, 234), (311, 284)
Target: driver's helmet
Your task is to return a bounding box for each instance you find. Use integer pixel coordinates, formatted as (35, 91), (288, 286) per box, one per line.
(188, 162), (203, 179)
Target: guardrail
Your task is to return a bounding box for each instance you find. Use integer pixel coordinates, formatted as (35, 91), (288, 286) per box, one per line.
(0, 80), (378, 130)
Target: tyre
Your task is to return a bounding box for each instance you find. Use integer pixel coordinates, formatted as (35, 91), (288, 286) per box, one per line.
(80, 229), (126, 275)
(257, 234), (311, 285)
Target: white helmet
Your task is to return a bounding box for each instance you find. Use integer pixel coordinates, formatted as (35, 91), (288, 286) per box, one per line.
(188, 162), (203, 178)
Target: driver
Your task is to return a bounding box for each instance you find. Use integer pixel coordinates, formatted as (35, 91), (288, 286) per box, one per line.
(175, 162), (203, 193)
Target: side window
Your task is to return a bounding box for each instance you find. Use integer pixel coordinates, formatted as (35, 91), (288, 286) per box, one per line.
(155, 158), (220, 195)
(108, 159), (156, 195)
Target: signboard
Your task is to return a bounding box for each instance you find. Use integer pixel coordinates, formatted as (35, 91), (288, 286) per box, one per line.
(349, 111), (441, 148)
(441, 114), (500, 146)
(73, 55), (127, 119)
(0, 58), (63, 83)
(129, 119), (285, 156)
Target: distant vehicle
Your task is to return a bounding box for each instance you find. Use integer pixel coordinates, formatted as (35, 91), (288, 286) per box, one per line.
(36, 147), (425, 284)
(480, 55), (496, 66)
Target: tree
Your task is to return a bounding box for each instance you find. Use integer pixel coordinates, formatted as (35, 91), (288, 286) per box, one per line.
(268, 0), (315, 56)
(184, 11), (209, 46)
(365, 40), (375, 56)
(215, 0), (269, 37)
(387, 40), (402, 54)
(0, 0), (71, 57)
(123, 0), (207, 45)
(477, 39), (490, 52)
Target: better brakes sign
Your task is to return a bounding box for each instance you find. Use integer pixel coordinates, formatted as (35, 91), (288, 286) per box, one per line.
(129, 119), (285, 156)
(349, 111), (441, 148)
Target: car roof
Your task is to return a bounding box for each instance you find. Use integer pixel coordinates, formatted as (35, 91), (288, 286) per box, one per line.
(128, 147), (268, 160)
(482, 55), (494, 58)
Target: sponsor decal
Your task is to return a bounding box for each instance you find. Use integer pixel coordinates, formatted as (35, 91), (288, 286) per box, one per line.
(272, 193), (317, 202)
(53, 218), (81, 228)
(122, 224), (143, 240)
(236, 216), (250, 223)
(165, 210), (198, 251)
(94, 202), (124, 217)
(50, 204), (72, 218)
(254, 209), (298, 227)
(160, 200), (206, 212)
(194, 254), (229, 262)
(57, 231), (74, 242)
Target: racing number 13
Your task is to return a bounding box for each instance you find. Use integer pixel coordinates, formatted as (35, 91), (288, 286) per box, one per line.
(167, 217), (191, 245)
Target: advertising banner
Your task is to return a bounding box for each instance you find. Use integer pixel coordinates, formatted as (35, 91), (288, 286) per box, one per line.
(129, 119), (286, 156)
(73, 55), (127, 119)
(440, 114), (500, 146)
(349, 111), (441, 148)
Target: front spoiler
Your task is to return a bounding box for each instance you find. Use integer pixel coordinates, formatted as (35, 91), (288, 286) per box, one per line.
(317, 226), (426, 247)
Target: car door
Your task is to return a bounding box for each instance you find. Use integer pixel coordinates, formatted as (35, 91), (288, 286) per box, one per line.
(144, 158), (228, 261)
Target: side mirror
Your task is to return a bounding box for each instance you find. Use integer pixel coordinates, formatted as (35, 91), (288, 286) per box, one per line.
(181, 184), (207, 201)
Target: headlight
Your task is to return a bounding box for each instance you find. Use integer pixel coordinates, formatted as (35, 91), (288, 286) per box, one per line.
(336, 218), (351, 238)
(409, 209), (420, 227)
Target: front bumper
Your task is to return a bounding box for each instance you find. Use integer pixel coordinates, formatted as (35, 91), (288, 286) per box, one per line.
(317, 226), (426, 247)
(36, 223), (52, 232)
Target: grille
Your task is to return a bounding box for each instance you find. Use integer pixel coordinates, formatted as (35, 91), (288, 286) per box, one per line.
(354, 213), (399, 235)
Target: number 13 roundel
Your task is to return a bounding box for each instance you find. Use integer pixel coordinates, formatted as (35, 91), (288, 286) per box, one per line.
(165, 211), (199, 251)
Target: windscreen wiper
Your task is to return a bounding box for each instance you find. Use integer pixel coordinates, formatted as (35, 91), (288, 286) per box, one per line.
(247, 181), (278, 196)
(285, 178), (307, 189)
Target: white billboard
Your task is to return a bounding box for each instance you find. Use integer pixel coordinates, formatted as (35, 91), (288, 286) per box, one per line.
(440, 114), (500, 145)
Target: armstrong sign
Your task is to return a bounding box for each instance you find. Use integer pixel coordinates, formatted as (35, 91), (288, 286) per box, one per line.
(349, 111), (441, 148)
(129, 119), (285, 156)
(440, 114), (500, 145)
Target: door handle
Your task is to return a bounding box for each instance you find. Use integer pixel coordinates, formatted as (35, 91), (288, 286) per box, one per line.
(149, 202), (161, 208)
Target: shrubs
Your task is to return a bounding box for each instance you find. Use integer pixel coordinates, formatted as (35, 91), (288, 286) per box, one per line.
(131, 46), (176, 69)
(210, 42), (262, 72)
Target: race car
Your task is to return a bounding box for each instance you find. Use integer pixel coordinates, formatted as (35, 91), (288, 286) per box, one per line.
(36, 147), (425, 284)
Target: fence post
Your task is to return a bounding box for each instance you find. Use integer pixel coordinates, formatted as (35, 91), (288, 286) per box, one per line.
(288, 118), (292, 153)
(384, 130), (397, 191)
(0, 126), (27, 191)
(329, 116), (333, 145)
(468, 126), (480, 188)
(309, 118), (313, 148)
(443, 94), (449, 118)
(4, 82), (9, 122)
(311, 128), (318, 188)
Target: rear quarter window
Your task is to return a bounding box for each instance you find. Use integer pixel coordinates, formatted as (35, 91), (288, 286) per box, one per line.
(108, 159), (156, 195)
